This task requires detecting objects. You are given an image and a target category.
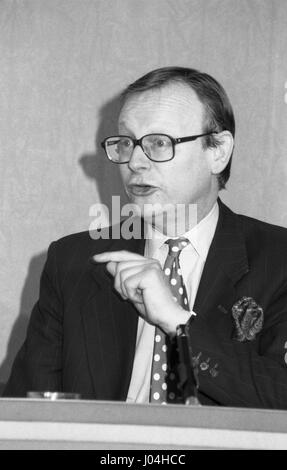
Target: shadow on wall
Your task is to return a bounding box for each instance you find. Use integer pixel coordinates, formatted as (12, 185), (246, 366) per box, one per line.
(0, 94), (127, 393)
(0, 251), (47, 392)
(79, 91), (129, 218)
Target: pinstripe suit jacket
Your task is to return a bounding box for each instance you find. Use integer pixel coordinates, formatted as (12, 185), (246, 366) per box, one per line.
(3, 200), (287, 408)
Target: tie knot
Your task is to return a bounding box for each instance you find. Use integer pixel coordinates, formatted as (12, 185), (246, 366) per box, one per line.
(165, 237), (190, 256)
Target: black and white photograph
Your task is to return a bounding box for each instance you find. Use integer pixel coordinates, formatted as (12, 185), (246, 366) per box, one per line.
(0, 0), (286, 451)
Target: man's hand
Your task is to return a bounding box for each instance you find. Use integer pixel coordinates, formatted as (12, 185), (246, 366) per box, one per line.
(93, 250), (191, 336)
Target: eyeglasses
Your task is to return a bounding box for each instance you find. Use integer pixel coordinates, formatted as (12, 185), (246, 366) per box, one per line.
(101, 131), (218, 164)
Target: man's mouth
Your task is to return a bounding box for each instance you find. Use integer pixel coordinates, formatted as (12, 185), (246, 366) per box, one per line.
(127, 184), (158, 196)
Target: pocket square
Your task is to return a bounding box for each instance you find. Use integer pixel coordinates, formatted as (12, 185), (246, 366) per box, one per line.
(232, 296), (264, 342)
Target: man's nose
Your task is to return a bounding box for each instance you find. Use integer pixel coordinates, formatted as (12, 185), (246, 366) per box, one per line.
(128, 144), (151, 172)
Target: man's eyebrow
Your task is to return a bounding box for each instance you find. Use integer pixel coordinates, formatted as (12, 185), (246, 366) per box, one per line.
(118, 121), (135, 136)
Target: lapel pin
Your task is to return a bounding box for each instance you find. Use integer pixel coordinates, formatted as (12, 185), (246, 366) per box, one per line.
(199, 357), (210, 371)
(209, 364), (219, 378)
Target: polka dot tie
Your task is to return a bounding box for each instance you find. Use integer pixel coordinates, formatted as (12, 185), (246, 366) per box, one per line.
(150, 237), (190, 404)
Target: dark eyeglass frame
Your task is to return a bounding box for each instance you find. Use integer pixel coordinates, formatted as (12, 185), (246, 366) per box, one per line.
(101, 131), (218, 163)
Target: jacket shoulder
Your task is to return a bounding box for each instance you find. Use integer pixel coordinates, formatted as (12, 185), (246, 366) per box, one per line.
(219, 200), (287, 259)
(238, 212), (287, 242)
(52, 225), (118, 255)
(235, 212), (287, 264)
(44, 226), (120, 276)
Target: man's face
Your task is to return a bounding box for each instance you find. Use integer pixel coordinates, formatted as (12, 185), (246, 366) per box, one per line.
(118, 82), (216, 227)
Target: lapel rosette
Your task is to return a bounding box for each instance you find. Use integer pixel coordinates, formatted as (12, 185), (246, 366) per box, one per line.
(232, 296), (264, 342)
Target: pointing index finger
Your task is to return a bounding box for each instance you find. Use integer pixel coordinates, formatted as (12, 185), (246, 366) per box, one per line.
(93, 250), (145, 263)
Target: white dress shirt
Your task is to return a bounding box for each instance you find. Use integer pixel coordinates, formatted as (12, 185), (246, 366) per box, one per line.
(126, 202), (219, 403)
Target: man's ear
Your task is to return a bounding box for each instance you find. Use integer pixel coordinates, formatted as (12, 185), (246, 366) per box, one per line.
(209, 131), (234, 175)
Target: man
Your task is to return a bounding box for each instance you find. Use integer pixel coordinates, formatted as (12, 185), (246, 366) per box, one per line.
(3, 67), (287, 408)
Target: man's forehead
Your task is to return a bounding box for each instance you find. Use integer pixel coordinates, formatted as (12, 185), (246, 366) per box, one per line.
(119, 82), (203, 120)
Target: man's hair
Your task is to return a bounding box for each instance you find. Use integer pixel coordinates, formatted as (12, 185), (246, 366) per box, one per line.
(121, 66), (235, 190)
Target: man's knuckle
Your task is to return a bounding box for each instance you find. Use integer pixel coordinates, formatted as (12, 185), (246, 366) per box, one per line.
(148, 266), (160, 277)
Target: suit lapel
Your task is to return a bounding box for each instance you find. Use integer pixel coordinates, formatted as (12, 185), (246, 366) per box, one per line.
(193, 199), (249, 319)
(80, 229), (145, 400)
(80, 203), (249, 398)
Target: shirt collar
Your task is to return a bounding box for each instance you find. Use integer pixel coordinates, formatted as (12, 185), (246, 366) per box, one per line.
(185, 202), (219, 260)
(145, 202), (219, 260)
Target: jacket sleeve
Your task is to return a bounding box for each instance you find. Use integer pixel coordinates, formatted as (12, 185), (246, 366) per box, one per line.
(2, 242), (63, 397)
(189, 282), (287, 409)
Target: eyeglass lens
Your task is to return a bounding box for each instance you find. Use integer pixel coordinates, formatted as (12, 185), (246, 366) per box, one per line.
(105, 135), (173, 162)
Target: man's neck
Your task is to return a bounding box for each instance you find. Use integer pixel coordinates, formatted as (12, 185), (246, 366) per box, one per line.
(149, 198), (218, 237)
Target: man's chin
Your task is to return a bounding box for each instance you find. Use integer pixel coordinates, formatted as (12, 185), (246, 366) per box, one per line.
(140, 203), (198, 236)
(126, 194), (160, 215)
(142, 207), (178, 235)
